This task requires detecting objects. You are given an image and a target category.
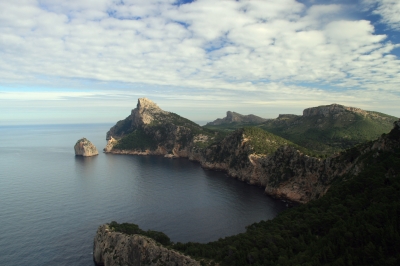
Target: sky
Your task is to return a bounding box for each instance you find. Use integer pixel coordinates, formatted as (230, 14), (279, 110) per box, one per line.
(1, 0), (400, 125)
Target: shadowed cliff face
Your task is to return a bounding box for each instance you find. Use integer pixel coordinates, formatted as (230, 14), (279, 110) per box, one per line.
(93, 224), (200, 266)
(104, 98), (400, 203)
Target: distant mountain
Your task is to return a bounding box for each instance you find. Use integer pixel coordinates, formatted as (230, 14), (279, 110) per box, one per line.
(206, 111), (267, 126)
(260, 103), (398, 154)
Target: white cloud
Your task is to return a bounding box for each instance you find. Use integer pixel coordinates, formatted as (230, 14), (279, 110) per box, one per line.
(363, 0), (400, 30)
(0, 0), (399, 124)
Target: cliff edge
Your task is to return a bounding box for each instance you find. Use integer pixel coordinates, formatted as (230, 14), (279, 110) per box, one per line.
(93, 224), (200, 266)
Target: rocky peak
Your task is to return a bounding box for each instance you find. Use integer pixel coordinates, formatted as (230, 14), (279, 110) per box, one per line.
(132, 98), (168, 126)
(303, 104), (367, 117)
(226, 111), (240, 122)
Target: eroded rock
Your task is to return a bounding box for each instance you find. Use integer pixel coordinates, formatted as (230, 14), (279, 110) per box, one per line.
(74, 138), (98, 157)
(93, 224), (200, 266)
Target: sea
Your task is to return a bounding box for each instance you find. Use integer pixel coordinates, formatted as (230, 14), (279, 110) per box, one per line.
(0, 123), (286, 266)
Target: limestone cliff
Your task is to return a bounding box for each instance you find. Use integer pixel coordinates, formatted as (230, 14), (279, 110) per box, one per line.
(207, 111), (267, 126)
(74, 138), (98, 157)
(93, 224), (200, 266)
(105, 98), (214, 158)
(106, 98), (171, 140)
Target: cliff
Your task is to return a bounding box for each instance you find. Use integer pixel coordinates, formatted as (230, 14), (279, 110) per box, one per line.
(74, 138), (98, 157)
(105, 98), (399, 203)
(206, 111), (267, 126)
(93, 224), (200, 266)
(105, 98), (217, 157)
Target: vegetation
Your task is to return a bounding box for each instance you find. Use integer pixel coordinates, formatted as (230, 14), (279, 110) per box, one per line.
(205, 109), (397, 156)
(108, 139), (400, 265)
(172, 142), (400, 265)
(260, 112), (397, 155)
(242, 127), (310, 156)
(113, 129), (158, 150)
(204, 122), (263, 132)
(109, 115), (134, 136)
(109, 221), (172, 246)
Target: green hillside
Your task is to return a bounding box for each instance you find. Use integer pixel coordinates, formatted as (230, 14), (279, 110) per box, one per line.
(172, 128), (400, 265)
(205, 105), (397, 155)
(261, 111), (396, 154)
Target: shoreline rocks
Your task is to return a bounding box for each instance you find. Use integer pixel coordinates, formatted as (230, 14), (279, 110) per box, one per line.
(93, 224), (200, 266)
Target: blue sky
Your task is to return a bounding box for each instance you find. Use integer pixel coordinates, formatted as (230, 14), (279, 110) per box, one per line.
(1, 0), (399, 125)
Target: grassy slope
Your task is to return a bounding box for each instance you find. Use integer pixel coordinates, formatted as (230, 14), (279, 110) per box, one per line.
(113, 112), (227, 151)
(206, 111), (397, 155)
(262, 112), (397, 154)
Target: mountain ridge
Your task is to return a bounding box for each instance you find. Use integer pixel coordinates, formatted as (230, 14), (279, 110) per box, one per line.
(206, 111), (267, 126)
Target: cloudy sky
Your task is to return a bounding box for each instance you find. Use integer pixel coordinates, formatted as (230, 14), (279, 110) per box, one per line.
(1, 0), (399, 125)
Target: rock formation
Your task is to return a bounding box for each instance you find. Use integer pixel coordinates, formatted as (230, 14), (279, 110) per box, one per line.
(207, 111), (267, 126)
(106, 98), (169, 140)
(93, 224), (200, 266)
(103, 137), (117, 153)
(74, 138), (98, 157)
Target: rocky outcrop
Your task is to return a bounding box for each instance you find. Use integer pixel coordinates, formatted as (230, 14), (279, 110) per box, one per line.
(104, 137), (117, 153)
(207, 111), (266, 126)
(93, 224), (200, 266)
(74, 138), (98, 157)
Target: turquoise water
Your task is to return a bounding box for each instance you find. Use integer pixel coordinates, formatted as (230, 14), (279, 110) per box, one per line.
(0, 124), (286, 265)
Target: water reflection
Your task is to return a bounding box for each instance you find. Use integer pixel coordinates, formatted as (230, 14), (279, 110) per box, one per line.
(74, 155), (99, 177)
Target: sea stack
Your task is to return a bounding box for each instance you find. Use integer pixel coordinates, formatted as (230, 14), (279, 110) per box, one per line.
(74, 138), (99, 157)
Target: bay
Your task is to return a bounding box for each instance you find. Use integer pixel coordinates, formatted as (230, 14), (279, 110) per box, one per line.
(0, 124), (286, 266)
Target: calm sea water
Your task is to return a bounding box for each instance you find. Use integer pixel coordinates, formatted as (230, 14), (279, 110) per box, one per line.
(0, 124), (286, 266)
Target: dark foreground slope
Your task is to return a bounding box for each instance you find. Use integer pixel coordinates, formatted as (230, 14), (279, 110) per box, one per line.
(95, 120), (400, 266)
(173, 122), (400, 265)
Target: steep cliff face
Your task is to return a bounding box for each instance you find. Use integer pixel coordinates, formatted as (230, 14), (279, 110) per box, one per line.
(106, 98), (169, 140)
(93, 224), (200, 266)
(74, 138), (98, 157)
(207, 111), (267, 126)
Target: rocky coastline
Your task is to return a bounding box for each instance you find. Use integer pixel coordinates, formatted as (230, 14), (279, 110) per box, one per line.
(103, 98), (400, 204)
